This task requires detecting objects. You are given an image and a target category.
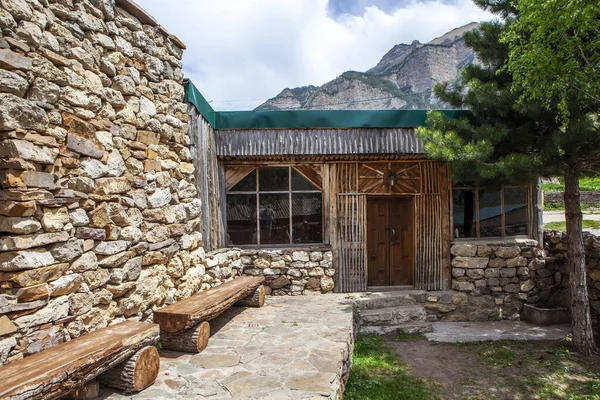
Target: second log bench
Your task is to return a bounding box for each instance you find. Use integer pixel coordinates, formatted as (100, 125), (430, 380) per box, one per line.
(154, 275), (265, 352)
(0, 321), (160, 400)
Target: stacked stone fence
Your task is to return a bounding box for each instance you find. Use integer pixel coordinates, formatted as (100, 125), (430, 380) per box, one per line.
(429, 240), (543, 322)
(544, 190), (600, 206)
(442, 234), (600, 326)
(543, 230), (600, 326)
(205, 247), (335, 295)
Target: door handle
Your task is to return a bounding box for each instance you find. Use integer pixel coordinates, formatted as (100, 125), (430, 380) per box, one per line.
(386, 226), (396, 238)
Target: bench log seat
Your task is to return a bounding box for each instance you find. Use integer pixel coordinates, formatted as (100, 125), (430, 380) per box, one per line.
(0, 320), (160, 400)
(154, 276), (265, 352)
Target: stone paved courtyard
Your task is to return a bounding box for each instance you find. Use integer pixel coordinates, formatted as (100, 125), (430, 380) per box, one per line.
(100, 294), (355, 399)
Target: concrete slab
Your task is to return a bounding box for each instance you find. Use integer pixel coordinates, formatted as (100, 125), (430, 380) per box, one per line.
(99, 294), (355, 400)
(424, 321), (571, 343)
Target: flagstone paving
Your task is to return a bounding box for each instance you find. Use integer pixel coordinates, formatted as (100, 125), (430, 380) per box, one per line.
(100, 294), (356, 400)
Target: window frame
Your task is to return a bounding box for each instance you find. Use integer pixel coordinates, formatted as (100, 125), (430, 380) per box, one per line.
(226, 165), (324, 246)
(452, 185), (531, 239)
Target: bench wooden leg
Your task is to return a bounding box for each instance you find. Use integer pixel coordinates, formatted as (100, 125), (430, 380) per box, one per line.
(73, 380), (99, 400)
(160, 321), (210, 353)
(97, 346), (160, 392)
(234, 285), (265, 307)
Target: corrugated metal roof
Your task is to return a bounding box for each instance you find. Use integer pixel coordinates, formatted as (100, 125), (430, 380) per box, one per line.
(185, 80), (470, 130)
(215, 128), (424, 158)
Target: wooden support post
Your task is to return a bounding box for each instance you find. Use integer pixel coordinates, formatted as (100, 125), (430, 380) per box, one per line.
(234, 285), (265, 307)
(160, 321), (210, 353)
(73, 380), (99, 400)
(97, 346), (160, 393)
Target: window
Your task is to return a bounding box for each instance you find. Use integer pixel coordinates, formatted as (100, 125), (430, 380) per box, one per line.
(226, 166), (323, 246)
(453, 186), (529, 239)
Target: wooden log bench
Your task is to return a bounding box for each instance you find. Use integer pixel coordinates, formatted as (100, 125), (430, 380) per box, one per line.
(154, 276), (265, 353)
(0, 320), (160, 400)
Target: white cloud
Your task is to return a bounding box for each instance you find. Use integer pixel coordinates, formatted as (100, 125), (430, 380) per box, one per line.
(136, 0), (492, 110)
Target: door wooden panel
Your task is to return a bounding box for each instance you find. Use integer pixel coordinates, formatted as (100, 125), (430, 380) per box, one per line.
(367, 197), (414, 286)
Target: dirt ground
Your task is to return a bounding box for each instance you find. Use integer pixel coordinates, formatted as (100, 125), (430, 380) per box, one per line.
(384, 337), (600, 400)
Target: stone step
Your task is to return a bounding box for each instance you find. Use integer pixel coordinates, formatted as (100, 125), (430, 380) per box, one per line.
(358, 305), (427, 326)
(354, 290), (427, 310)
(359, 322), (433, 335)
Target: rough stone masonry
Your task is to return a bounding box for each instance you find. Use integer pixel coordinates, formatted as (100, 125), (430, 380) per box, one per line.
(0, 0), (211, 365)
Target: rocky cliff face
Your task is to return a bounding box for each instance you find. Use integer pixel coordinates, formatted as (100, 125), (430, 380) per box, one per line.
(256, 22), (478, 111)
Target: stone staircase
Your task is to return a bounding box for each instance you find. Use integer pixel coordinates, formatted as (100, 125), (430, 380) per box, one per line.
(354, 291), (433, 335)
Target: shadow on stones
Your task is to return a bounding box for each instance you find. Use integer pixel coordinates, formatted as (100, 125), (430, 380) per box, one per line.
(208, 306), (247, 336)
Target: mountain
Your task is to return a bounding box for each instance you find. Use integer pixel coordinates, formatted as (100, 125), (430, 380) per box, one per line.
(255, 22), (479, 111)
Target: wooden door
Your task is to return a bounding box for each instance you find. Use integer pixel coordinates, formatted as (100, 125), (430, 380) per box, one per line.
(367, 197), (414, 286)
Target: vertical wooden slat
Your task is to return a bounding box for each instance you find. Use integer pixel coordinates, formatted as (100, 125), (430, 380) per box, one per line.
(332, 160), (450, 292)
(323, 164), (331, 244)
(331, 164), (340, 292)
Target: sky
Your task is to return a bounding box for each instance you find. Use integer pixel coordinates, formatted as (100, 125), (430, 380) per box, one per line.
(136, 0), (493, 110)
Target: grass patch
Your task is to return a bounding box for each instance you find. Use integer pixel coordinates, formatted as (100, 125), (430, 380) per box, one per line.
(541, 202), (600, 211)
(542, 177), (600, 192)
(345, 334), (434, 400)
(580, 177), (600, 191)
(544, 201), (566, 210)
(544, 220), (600, 231)
(543, 183), (565, 192)
(445, 340), (600, 399)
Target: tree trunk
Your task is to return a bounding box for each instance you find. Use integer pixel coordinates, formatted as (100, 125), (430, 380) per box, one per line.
(564, 167), (597, 355)
(97, 346), (160, 392)
(160, 321), (210, 353)
(234, 285), (265, 307)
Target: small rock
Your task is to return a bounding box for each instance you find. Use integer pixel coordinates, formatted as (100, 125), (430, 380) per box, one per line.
(0, 68), (29, 96)
(0, 48), (32, 70)
(49, 274), (83, 297)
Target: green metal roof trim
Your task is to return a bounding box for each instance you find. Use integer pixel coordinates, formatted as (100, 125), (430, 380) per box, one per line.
(184, 79), (216, 126)
(185, 79), (470, 130)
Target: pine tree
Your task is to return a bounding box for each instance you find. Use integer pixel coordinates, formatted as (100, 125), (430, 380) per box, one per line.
(417, 0), (600, 355)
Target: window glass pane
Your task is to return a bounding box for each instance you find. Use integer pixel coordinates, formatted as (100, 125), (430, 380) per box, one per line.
(259, 193), (290, 244)
(479, 188), (503, 237)
(292, 169), (318, 191)
(453, 189), (477, 238)
(229, 169), (256, 192)
(226, 194), (257, 245)
(504, 187), (528, 236)
(292, 193), (322, 243)
(259, 167), (289, 191)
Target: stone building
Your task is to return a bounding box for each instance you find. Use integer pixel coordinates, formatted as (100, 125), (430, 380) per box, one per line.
(0, 0), (210, 364)
(0, 0), (596, 367)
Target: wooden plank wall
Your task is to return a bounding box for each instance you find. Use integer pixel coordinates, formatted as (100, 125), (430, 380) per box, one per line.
(415, 161), (451, 290)
(189, 107), (223, 251)
(332, 160), (452, 292)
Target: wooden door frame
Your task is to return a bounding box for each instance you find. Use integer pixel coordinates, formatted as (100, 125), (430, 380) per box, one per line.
(366, 195), (416, 287)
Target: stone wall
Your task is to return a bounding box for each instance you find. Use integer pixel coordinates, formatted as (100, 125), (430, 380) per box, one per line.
(205, 247), (335, 295)
(442, 235), (600, 325)
(433, 240), (546, 321)
(545, 191), (600, 206)
(0, 0), (213, 365)
(544, 230), (600, 325)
